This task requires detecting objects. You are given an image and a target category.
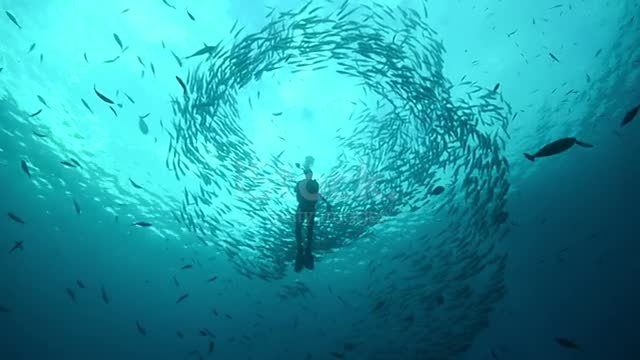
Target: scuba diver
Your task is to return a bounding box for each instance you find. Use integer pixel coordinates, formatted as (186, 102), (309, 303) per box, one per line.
(294, 166), (331, 272)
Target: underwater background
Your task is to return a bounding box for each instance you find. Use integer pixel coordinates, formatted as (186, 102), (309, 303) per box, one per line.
(1, 0), (639, 359)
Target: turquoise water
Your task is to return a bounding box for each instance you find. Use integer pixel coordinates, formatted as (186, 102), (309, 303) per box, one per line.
(1, 0), (639, 359)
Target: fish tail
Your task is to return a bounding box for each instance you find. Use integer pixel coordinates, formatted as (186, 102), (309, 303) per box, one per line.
(524, 153), (535, 161)
(575, 140), (594, 148)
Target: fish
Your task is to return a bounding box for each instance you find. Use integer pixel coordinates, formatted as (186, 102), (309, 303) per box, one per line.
(121, 8), (130, 14)
(199, 330), (207, 337)
(181, 264), (193, 270)
(70, 159), (81, 167)
(83, 52), (88, 63)
(94, 86), (114, 104)
(7, 212), (25, 224)
(173, 276), (180, 287)
(66, 288), (77, 303)
(329, 352), (344, 358)
(73, 199), (81, 214)
(136, 321), (147, 335)
(37, 95), (48, 107)
(176, 293), (189, 304)
(81, 98), (93, 113)
(20, 160), (31, 178)
(186, 45), (219, 59)
(507, 30), (517, 37)
(161, 40), (166, 49)
(555, 337), (580, 350)
(549, 53), (560, 62)
(524, 137), (593, 161)
(225, 314), (232, 319)
(0, 305), (9, 312)
(162, 0), (177, 9)
(131, 222), (152, 227)
(137, 56), (145, 67)
(272, 112), (283, 116)
(493, 83), (500, 92)
(139, 113), (150, 120)
(76, 280), (86, 289)
(32, 130), (48, 138)
(594, 49), (602, 57)
(103, 55), (120, 63)
(176, 331), (184, 339)
(490, 348), (499, 359)
(621, 104), (639, 127)
(29, 109), (42, 117)
(431, 186), (445, 195)
(150, 62), (156, 77)
(39, 54), (43, 63)
(209, 341), (215, 353)
(139, 119), (149, 134)
(28, 43), (36, 52)
(113, 33), (123, 50)
(109, 106), (118, 117)
(129, 178), (144, 189)
(101, 286), (109, 304)
(9, 241), (24, 253)
(5, 11), (22, 29)
(176, 76), (187, 94)
(60, 161), (77, 167)
(0, 67), (3, 72)
(124, 93), (135, 104)
(187, 9), (195, 21)
(207, 276), (217, 282)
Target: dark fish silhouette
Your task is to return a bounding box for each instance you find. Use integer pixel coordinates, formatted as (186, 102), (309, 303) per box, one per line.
(101, 286), (109, 304)
(7, 212), (25, 224)
(129, 178), (144, 189)
(9, 241), (24, 253)
(0, 305), (9, 312)
(173, 276), (180, 287)
(225, 314), (232, 319)
(5, 11), (22, 29)
(176, 76), (187, 94)
(76, 280), (86, 289)
(176, 331), (184, 339)
(524, 137), (593, 161)
(29, 109), (42, 117)
(113, 33), (123, 50)
(594, 49), (602, 57)
(150, 62), (156, 77)
(70, 158), (81, 167)
(20, 160), (31, 178)
(181, 264), (193, 270)
(32, 130), (48, 138)
(124, 93), (135, 104)
(81, 98), (93, 113)
(493, 83), (500, 92)
(176, 293), (189, 304)
(66, 288), (77, 303)
(139, 118), (149, 134)
(83, 52), (88, 63)
(549, 53), (560, 62)
(60, 161), (77, 167)
(162, 0), (176, 9)
(208, 340), (214, 353)
(187, 9), (195, 21)
(121, 8), (130, 14)
(37, 95), (48, 107)
(131, 222), (152, 227)
(109, 106), (118, 117)
(136, 321), (147, 335)
(555, 337), (580, 350)
(207, 276), (217, 282)
(431, 186), (445, 195)
(73, 199), (81, 214)
(103, 55), (120, 64)
(490, 348), (499, 359)
(330, 352), (345, 358)
(94, 86), (114, 104)
(621, 104), (639, 127)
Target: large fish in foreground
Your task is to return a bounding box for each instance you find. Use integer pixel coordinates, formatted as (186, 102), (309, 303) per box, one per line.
(524, 137), (593, 161)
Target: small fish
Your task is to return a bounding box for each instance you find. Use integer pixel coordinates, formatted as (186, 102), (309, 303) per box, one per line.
(7, 212), (25, 224)
(176, 331), (184, 339)
(113, 33), (123, 50)
(73, 199), (81, 214)
(80, 98), (93, 113)
(173, 276), (180, 287)
(524, 137), (593, 161)
(549, 53), (560, 62)
(549, 4), (563, 9)
(272, 112), (283, 116)
(507, 30), (517, 37)
(121, 8), (130, 14)
(493, 83), (500, 92)
(94, 86), (114, 104)
(329, 352), (344, 359)
(129, 178), (144, 189)
(0, 305), (9, 312)
(621, 104), (639, 127)
(186, 46), (217, 59)
(181, 264), (193, 270)
(0, 67), (3, 72)
(431, 186), (445, 195)
(176, 76), (187, 94)
(103, 55), (120, 64)
(176, 293), (189, 304)
(29, 109), (42, 117)
(109, 106), (118, 117)
(136, 56), (145, 67)
(124, 93), (135, 104)
(187, 9), (195, 21)
(39, 54), (43, 63)
(555, 337), (580, 350)
(9, 241), (24, 253)
(490, 349), (499, 359)
(5, 11), (22, 29)
(20, 160), (31, 178)
(28, 43), (36, 52)
(60, 161), (77, 168)
(32, 130), (48, 138)
(131, 222), (152, 227)
(150, 63), (156, 77)
(161, 40), (166, 49)
(162, 0), (177, 9)
(207, 276), (217, 282)
(208, 341), (214, 353)
(101, 286), (109, 304)
(170, 50), (183, 67)
(225, 314), (232, 319)
(76, 280), (86, 289)
(199, 330), (207, 337)
(586, 74), (591, 83)
(37, 95), (48, 107)
(139, 119), (149, 134)
(69, 158), (81, 167)
(136, 321), (147, 335)
(594, 49), (602, 57)
(66, 288), (77, 303)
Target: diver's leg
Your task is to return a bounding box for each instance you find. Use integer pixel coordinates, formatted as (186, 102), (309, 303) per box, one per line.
(304, 212), (316, 270)
(294, 208), (304, 272)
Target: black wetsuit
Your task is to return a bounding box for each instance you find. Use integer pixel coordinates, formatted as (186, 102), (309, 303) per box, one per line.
(295, 180), (318, 251)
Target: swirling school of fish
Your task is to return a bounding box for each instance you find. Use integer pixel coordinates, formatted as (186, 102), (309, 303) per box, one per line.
(3, 0), (639, 358)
